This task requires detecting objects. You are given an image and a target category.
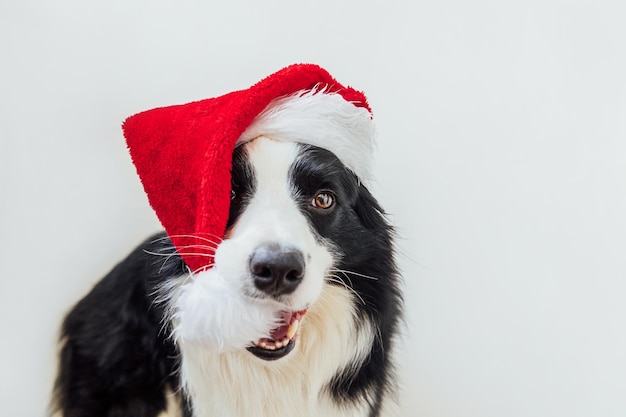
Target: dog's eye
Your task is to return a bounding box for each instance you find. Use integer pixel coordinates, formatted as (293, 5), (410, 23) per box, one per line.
(311, 191), (335, 209)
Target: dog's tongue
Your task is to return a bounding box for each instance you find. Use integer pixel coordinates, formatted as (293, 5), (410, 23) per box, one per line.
(270, 310), (307, 340)
(270, 324), (289, 340)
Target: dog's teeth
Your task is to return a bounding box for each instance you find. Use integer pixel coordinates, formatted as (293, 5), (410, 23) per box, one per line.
(253, 315), (302, 353)
(287, 319), (299, 339)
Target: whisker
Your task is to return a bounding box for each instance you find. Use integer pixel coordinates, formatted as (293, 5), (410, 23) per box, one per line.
(171, 235), (222, 247)
(167, 244), (218, 252)
(144, 250), (216, 258)
(175, 252), (216, 258)
(151, 233), (223, 246)
(337, 270), (355, 291)
(327, 274), (367, 306)
(144, 245), (217, 261)
(143, 250), (180, 272)
(144, 249), (175, 257)
(191, 264), (213, 275)
(329, 267), (379, 281)
(147, 236), (221, 274)
(143, 249), (214, 274)
(183, 267), (195, 283)
(175, 232), (224, 242)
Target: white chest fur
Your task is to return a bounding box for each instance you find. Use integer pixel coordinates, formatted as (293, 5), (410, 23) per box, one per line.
(178, 285), (376, 417)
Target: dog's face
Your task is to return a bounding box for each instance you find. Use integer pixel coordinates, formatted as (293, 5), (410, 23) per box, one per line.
(171, 136), (369, 361)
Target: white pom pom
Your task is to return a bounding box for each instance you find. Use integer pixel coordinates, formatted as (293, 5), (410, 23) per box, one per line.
(172, 268), (280, 351)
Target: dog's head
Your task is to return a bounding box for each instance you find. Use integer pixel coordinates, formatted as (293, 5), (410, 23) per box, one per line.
(148, 86), (395, 366)
(171, 135), (387, 362)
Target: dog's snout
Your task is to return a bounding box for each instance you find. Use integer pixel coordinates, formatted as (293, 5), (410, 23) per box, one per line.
(249, 244), (305, 296)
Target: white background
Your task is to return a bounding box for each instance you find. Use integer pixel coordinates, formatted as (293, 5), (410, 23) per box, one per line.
(1, 1), (625, 416)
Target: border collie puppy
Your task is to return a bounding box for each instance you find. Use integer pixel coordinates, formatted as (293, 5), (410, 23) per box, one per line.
(52, 87), (402, 417)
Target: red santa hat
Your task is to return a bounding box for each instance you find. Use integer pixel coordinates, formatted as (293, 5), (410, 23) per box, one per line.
(123, 63), (376, 272)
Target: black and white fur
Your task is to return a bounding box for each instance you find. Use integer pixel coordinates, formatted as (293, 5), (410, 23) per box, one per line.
(53, 125), (401, 416)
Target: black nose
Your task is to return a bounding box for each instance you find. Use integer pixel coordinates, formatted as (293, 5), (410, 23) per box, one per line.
(249, 244), (305, 296)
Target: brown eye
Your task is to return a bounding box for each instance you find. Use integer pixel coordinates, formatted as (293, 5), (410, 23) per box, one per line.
(312, 192), (335, 209)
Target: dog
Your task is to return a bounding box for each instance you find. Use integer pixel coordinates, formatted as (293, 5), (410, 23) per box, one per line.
(52, 82), (402, 417)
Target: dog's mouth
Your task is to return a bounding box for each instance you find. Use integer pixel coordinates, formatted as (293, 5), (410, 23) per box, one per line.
(246, 309), (307, 361)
